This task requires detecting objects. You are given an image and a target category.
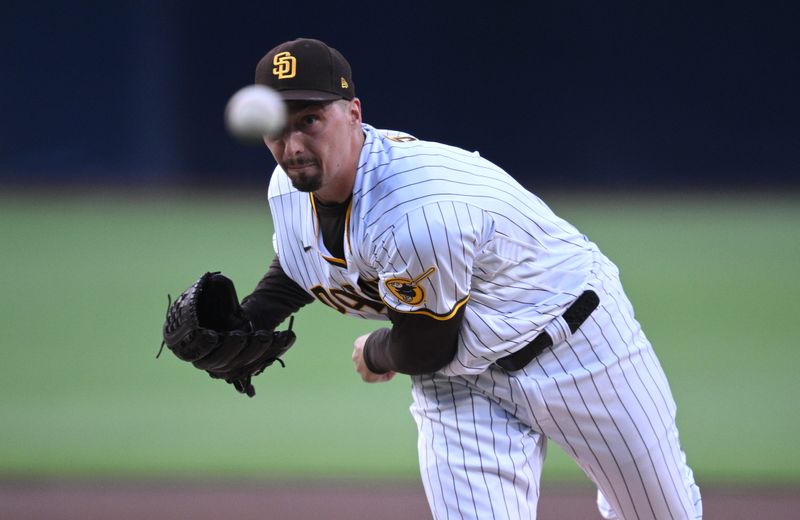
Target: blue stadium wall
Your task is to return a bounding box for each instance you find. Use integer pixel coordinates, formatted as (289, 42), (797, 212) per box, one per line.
(1, 2), (797, 189)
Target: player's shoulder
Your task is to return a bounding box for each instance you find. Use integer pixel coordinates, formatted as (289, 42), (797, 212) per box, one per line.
(373, 127), (418, 143)
(355, 125), (497, 232)
(368, 125), (481, 161)
(361, 124), (498, 188)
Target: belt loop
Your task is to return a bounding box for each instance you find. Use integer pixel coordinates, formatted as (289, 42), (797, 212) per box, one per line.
(495, 290), (600, 372)
(542, 315), (570, 346)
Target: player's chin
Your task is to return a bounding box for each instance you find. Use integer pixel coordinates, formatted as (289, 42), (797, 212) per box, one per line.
(287, 170), (323, 192)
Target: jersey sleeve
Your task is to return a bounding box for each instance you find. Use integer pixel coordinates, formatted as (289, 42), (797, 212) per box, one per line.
(240, 256), (315, 331)
(373, 202), (490, 319)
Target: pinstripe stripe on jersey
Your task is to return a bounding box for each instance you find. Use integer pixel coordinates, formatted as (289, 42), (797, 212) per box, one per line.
(355, 145), (586, 249)
(270, 177), (314, 291)
(375, 203), (475, 316)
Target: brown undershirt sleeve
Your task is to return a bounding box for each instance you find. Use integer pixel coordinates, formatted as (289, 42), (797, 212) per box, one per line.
(363, 306), (464, 375)
(240, 256), (315, 331)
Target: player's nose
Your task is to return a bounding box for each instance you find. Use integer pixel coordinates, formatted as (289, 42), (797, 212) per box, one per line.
(282, 130), (306, 156)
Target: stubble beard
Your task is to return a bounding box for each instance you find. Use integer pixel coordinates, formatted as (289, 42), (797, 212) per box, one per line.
(283, 158), (323, 192)
(288, 169), (323, 193)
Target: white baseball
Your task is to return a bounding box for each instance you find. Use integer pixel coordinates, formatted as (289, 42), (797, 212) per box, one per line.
(224, 84), (287, 140)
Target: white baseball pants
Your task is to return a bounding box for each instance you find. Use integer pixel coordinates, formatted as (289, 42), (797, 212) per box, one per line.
(410, 268), (702, 519)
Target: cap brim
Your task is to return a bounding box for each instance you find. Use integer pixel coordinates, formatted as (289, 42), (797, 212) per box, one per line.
(278, 89), (344, 101)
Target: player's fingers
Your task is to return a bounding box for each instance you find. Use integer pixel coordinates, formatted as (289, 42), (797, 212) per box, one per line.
(363, 370), (395, 383)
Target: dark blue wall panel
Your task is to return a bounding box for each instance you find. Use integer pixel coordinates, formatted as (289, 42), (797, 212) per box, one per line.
(1, 2), (797, 188)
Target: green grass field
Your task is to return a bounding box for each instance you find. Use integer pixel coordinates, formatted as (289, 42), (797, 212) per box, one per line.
(1, 189), (798, 485)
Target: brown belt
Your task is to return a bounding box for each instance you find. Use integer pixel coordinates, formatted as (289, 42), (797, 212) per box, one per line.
(495, 290), (600, 371)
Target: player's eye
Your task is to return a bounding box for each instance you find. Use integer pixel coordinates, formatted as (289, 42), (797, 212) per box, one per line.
(301, 114), (320, 127)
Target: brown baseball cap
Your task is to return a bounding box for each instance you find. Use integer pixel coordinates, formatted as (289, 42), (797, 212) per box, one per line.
(255, 38), (355, 101)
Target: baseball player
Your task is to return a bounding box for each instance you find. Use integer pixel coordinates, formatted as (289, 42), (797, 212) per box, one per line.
(226, 39), (704, 518)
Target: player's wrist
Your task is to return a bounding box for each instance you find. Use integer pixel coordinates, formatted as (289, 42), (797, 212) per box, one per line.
(363, 328), (392, 374)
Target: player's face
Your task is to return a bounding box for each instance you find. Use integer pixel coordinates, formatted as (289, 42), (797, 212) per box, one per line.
(265, 99), (363, 200)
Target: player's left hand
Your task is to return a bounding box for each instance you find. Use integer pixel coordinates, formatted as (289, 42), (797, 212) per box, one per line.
(160, 271), (297, 397)
(352, 333), (396, 383)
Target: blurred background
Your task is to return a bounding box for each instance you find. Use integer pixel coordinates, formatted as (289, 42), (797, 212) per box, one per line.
(3, 1), (798, 189)
(1, 1), (798, 516)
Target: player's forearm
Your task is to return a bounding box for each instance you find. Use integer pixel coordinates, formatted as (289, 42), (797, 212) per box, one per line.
(363, 308), (463, 375)
(241, 256), (314, 330)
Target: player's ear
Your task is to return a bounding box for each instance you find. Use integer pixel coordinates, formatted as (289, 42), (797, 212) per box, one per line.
(348, 98), (362, 125)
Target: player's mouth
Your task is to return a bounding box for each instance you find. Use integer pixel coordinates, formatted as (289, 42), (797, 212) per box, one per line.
(285, 159), (318, 173)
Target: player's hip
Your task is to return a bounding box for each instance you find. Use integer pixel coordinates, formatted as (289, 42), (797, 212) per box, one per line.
(413, 268), (662, 393)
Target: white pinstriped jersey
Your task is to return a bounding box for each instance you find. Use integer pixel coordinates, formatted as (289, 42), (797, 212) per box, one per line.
(268, 123), (604, 377)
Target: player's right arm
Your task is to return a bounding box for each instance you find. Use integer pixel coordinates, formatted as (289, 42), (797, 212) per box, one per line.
(240, 256), (315, 330)
(360, 201), (491, 376)
(361, 306), (464, 375)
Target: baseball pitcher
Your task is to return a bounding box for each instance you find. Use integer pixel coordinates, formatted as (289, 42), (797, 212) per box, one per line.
(162, 38), (702, 519)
